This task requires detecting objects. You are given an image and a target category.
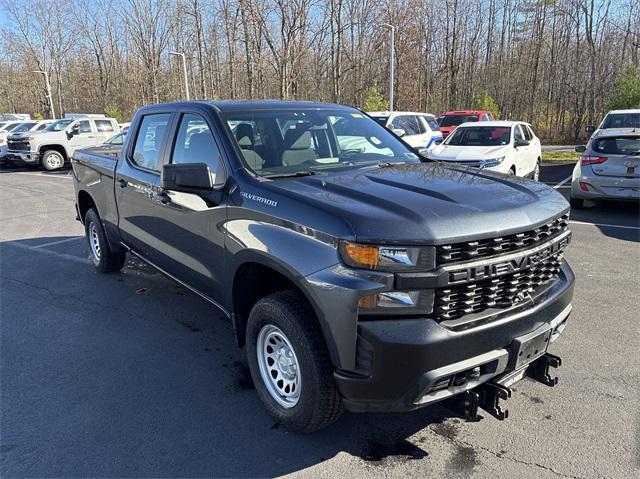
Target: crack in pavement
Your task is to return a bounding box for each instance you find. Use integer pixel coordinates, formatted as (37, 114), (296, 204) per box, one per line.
(427, 423), (592, 479)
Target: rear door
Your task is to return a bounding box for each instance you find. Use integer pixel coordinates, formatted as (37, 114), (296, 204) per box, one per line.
(151, 110), (228, 304)
(115, 112), (172, 258)
(513, 124), (535, 174)
(589, 135), (640, 178)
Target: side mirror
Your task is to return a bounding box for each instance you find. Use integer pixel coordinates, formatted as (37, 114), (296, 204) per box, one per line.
(161, 163), (214, 194)
(514, 139), (530, 147)
(392, 128), (406, 137)
(585, 124), (595, 134)
(575, 145), (586, 153)
(67, 124), (80, 138)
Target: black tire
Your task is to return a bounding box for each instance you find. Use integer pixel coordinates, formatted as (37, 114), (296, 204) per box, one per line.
(41, 149), (65, 171)
(84, 208), (126, 273)
(570, 197), (585, 209)
(246, 290), (342, 432)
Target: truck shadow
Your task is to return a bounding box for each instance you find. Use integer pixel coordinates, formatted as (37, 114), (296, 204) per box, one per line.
(1, 236), (479, 477)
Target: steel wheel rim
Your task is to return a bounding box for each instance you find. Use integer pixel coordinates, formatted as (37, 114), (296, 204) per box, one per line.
(256, 325), (301, 408)
(47, 153), (63, 169)
(89, 222), (101, 261)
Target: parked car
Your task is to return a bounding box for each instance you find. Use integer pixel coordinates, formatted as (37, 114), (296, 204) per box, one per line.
(368, 111), (443, 150)
(570, 128), (640, 208)
(0, 121), (28, 163)
(427, 121), (542, 180)
(72, 100), (573, 432)
(119, 122), (131, 133)
(0, 113), (31, 122)
(439, 110), (496, 138)
(1, 120), (54, 165)
(7, 114), (119, 171)
(585, 109), (640, 136)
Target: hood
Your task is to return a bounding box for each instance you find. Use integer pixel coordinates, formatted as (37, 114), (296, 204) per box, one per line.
(7, 130), (45, 140)
(428, 144), (510, 162)
(263, 163), (568, 244)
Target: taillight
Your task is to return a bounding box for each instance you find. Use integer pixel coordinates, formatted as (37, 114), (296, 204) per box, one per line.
(580, 155), (607, 166)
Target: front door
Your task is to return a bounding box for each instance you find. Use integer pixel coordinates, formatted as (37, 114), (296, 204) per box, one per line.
(115, 112), (172, 258)
(151, 111), (228, 305)
(68, 119), (98, 155)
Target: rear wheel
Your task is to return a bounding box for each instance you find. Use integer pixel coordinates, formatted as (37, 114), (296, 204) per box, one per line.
(41, 150), (65, 171)
(246, 290), (342, 432)
(84, 208), (126, 273)
(570, 197), (585, 209)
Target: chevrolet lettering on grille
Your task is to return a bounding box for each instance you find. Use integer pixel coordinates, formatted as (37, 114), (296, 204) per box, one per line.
(446, 231), (571, 285)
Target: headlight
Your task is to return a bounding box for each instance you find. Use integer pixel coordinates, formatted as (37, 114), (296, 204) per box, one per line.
(339, 241), (435, 271)
(479, 157), (505, 168)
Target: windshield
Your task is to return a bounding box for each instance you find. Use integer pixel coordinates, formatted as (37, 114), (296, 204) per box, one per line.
(105, 132), (125, 145)
(440, 114), (478, 127)
(592, 136), (640, 155)
(11, 122), (37, 133)
(224, 109), (419, 177)
(46, 119), (73, 131)
(601, 113), (640, 129)
(444, 126), (512, 146)
(1, 122), (20, 132)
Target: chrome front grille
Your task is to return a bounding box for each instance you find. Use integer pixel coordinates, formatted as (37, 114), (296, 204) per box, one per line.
(433, 251), (564, 322)
(436, 214), (570, 266)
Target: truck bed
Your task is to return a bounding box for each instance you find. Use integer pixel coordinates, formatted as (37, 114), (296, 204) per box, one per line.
(71, 147), (119, 225)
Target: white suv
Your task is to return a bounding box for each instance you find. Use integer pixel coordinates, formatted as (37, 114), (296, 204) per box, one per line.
(586, 109), (640, 137)
(368, 111), (443, 150)
(427, 121), (542, 180)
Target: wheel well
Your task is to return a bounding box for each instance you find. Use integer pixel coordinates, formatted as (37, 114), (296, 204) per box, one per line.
(232, 262), (300, 347)
(39, 145), (68, 161)
(77, 190), (97, 222)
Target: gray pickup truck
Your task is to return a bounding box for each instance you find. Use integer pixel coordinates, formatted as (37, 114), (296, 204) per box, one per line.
(72, 100), (574, 432)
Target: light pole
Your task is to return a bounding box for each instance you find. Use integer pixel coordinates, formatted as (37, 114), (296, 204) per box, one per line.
(169, 51), (190, 101)
(33, 70), (56, 119)
(377, 23), (395, 111)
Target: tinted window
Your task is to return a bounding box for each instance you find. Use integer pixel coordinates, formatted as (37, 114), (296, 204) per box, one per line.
(46, 119), (73, 131)
(514, 125), (525, 141)
(95, 119), (115, 132)
(131, 114), (170, 171)
(77, 120), (92, 133)
(591, 136), (640, 155)
(36, 123), (50, 130)
(171, 114), (221, 176)
(105, 132), (125, 145)
(440, 114), (471, 127)
(445, 126), (511, 146)
(423, 116), (440, 131)
(602, 113), (640, 129)
(11, 122), (37, 133)
(521, 124), (533, 141)
(391, 115), (420, 135)
(372, 116), (389, 127)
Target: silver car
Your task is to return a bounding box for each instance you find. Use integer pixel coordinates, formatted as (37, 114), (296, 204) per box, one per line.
(571, 128), (640, 208)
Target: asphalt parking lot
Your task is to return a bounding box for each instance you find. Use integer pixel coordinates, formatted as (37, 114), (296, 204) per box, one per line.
(1, 163), (638, 478)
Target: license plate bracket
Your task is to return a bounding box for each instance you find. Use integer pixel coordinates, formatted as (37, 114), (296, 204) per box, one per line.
(509, 327), (552, 370)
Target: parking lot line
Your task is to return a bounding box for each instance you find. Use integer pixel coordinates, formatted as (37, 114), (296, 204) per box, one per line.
(570, 220), (640, 230)
(34, 237), (83, 248)
(12, 172), (73, 179)
(554, 176), (572, 189)
(3, 240), (89, 264)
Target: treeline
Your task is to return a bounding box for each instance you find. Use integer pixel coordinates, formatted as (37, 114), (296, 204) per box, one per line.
(0, 0), (638, 142)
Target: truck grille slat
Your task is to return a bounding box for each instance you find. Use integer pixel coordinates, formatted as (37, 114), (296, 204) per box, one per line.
(436, 214), (569, 265)
(7, 140), (30, 151)
(433, 253), (563, 322)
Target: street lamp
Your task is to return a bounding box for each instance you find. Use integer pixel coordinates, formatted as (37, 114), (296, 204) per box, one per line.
(33, 70), (56, 119)
(169, 51), (190, 101)
(377, 23), (395, 111)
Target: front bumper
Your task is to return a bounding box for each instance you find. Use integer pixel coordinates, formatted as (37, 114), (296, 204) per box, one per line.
(335, 261), (574, 412)
(6, 150), (39, 164)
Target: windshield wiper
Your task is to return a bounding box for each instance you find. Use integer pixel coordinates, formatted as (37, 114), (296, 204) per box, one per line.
(376, 161), (406, 168)
(263, 170), (318, 179)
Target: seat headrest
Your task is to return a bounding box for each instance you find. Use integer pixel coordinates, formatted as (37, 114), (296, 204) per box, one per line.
(284, 128), (312, 150)
(235, 123), (254, 148)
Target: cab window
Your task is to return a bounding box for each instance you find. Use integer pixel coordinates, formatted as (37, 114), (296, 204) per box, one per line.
(95, 119), (115, 133)
(171, 113), (221, 179)
(131, 113), (170, 171)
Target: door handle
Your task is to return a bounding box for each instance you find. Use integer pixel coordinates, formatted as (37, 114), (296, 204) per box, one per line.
(117, 179), (128, 188)
(156, 191), (172, 205)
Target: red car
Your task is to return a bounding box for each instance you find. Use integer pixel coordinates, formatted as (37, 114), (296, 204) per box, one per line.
(439, 110), (495, 138)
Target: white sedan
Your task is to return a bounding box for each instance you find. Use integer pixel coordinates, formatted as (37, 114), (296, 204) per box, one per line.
(427, 121), (542, 180)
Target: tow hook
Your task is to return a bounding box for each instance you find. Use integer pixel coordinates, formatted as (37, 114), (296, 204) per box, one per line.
(455, 382), (512, 422)
(526, 352), (562, 387)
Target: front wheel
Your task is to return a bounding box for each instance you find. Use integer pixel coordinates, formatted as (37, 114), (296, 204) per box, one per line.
(41, 150), (65, 171)
(246, 290), (342, 432)
(84, 208), (126, 273)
